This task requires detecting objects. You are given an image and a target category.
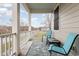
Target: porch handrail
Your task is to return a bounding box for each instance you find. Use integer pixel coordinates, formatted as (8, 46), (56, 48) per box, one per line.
(0, 33), (16, 37)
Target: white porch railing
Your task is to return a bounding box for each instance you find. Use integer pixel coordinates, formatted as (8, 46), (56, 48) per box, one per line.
(0, 33), (16, 56)
(20, 31), (31, 49)
(0, 31), (35, 56)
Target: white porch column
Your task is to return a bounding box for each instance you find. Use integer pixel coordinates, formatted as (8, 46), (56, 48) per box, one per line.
(48, 13), (52, 29)
(28, 12), (31, 39)
(22, 4), (31, 39)
(12, 3), (20, 55)
(50, 13), (52, 29)
(46, 14), (50, 28)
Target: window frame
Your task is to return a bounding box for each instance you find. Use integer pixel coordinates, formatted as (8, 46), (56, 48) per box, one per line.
(54, 6), (59, 30)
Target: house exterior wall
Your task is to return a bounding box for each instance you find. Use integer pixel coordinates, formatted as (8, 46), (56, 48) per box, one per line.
(54, 3), (79, 43)
(53, 3), (79, 55)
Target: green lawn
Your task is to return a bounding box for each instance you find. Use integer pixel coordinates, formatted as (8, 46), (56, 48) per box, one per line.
(35, 31), (46, 39)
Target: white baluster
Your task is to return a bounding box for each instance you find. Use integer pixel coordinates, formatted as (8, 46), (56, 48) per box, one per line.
(5, 36), (7, 56)
(0, 37), (3, 56)
(9, 35), (11, 55)
(11, 35), (13, 55)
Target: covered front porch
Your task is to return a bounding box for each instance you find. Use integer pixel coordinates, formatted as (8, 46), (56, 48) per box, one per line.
(0, 3), (79, 56)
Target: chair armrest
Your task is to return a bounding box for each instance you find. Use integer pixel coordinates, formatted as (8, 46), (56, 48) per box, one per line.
(49, 40), (62, 47)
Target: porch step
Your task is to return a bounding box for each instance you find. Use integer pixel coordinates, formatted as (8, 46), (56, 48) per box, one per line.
(20, 41), (33, 56)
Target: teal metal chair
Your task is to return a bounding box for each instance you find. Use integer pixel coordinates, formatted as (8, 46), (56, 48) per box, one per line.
(46, 29), (52, 45)
(48, 32), (79, 55)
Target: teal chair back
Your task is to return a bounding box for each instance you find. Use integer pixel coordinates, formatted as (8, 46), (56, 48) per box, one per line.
(47, 30), (52, 38)
(63, 33), (78, 54)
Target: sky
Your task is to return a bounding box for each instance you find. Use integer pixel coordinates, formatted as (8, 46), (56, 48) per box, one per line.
(31, 14), (47, 28)
(0, 4), (12, 26)
(0, 4), (47, 28)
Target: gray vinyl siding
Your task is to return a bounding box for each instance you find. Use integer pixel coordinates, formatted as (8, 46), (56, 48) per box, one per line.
(54, 3), (79, 43)
(53, 3), (79, 55)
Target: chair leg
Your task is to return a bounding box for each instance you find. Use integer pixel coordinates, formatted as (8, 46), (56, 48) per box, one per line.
(49, 51), (52, 56)
(42, 37), (43, 42)
(46, 40), (48, 45)
(46, 37), (48, 45)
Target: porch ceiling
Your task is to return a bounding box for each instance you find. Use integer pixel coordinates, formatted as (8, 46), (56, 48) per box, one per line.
(24, 3), (57, 13)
